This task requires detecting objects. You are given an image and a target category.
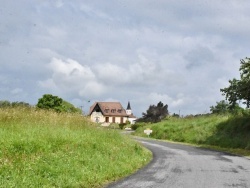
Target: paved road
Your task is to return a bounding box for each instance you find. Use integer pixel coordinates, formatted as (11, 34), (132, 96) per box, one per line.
(106, 137), (250, 188)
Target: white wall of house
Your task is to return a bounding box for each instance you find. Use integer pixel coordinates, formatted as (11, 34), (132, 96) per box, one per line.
(90, 112), (105, 123)
(89, 101), (137, 125)
(90, 112), (127, 124)
(114, 117), (122, 123)
(128, 117), (136, 124)
(108, 116), (125, 124)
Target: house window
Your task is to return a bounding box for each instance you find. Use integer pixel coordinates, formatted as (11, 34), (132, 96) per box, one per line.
(111, 109), (116, 113)
(105, 117), (109, 122)
(118, 109), (122, 113)
(105, 108), (109, 113)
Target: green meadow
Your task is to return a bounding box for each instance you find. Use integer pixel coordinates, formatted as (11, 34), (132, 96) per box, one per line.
(0, 107), (151, 187)
(134, 114), (250, 157)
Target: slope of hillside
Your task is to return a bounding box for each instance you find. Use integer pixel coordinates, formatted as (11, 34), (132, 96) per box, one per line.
(134, 114), (250, 156)
(0, 107), (151, 187)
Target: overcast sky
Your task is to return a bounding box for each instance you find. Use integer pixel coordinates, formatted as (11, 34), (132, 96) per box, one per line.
(1, 0), (250, 116)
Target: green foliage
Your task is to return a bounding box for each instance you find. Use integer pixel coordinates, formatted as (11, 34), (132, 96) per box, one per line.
(172, 113), (180, 118)
(205, 116), (250, 149)
(119, 123), (126, 129)
(36, 94), (80, 113)
(11, 101), (30, 107)
(210, 100), (230, 114)
(108, 123), (120, 129)
(37, 94), (63, 111)
(221, 57), (250, 108)
(61, 100), (81, 113)
(0, 108), (151, 187)
(209, 100), (245, 115)
(0, 100), (11, 107)
(125, 120), (130, 124)
(118, 120), (131, 129)
(0, 100), (30, 108)
(138, 101), (169, 123)
(131, 122), (150, 130)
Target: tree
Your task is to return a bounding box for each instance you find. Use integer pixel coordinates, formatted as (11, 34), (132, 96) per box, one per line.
(138, 101), (169, 123)
(37, 94), (81, 113)
(37, 94), (63, 112)
(0, 100), (30, 108)
(210, 100), (230, 114)
(11, 101), (30, 107)
(61, 100), (82, 113)
(172, 113), (180, 118)
(0, 100), (11, 107)
(221, 57), (250, 108)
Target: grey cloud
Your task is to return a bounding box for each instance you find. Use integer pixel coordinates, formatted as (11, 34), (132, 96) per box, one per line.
(1, 0), (250, 116)
(184, 46), (215, 69)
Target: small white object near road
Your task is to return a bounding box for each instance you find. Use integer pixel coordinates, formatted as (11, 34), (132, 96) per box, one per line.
(144, 129), (153, 136)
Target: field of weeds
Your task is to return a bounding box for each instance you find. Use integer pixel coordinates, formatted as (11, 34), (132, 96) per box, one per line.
(0, 107), (151, 187)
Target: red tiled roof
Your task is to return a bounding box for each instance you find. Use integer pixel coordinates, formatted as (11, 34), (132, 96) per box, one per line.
(89, 102), (128, 117)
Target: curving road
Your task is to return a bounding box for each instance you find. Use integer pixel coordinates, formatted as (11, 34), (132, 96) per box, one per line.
(106, 137), (250, 188)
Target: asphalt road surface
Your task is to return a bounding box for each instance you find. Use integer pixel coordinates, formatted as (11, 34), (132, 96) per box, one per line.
(106, 137), (250, 188)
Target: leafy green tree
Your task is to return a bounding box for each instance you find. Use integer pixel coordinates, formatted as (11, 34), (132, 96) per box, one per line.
(11, 101), (30, 107)
(37, 94), (81, 113)
(220, 79), (239, 109)
(37, 94), (63, 112)
(0, 100), (30, 108)
(172, 113), (180, 118)
(0, 100), (11, 107)
(221, 57), (250, 108)
(61, 100), (81, 113)
(210, 100), (230, 114)
(138, 101), (169, 123)
(210, 100), (245, 115)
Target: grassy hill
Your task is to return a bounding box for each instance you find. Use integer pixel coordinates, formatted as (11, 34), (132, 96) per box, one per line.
(134, 114), (250, 156)
(0, 107), (151, 187)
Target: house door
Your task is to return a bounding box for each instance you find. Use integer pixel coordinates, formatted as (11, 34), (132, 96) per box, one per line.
(105, 117), (109, 123)
(112, 117), (115, 123)
(121, 117), (123, 124)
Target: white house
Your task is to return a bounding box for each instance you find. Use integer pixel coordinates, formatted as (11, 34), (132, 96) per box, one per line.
(89, 101), (137, 124)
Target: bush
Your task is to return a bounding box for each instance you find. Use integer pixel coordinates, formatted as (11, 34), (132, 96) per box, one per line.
(36, 94), (81, 113)
(131, 122), (149, 130)
(119, 123), (126, 129)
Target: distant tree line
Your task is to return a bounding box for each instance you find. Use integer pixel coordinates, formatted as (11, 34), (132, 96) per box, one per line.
(0, 100), (30, 108)
(0, 94), (81, 114)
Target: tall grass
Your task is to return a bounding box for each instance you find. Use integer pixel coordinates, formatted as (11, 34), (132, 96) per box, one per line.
(0, 107), (151, 187)
(134, 114), (250, 155)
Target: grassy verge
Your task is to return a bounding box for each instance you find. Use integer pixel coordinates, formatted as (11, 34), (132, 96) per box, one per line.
(0, 107), (152, 187)
(133, 114), (250, 157)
